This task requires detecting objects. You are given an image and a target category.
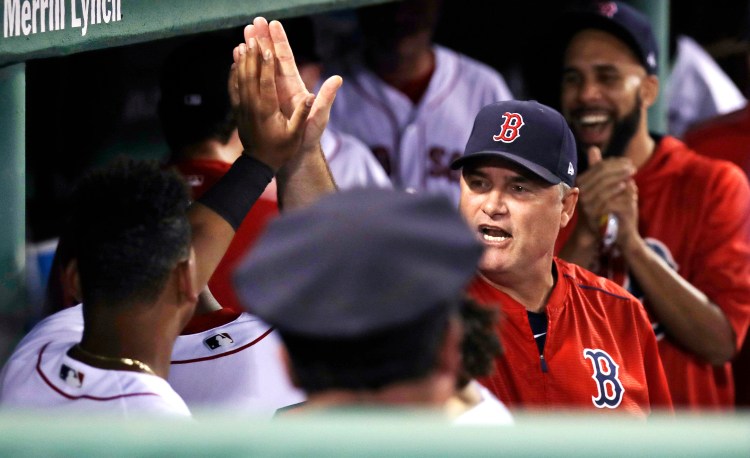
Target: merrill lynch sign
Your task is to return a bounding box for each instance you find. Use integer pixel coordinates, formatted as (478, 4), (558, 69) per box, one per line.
(4, 0), (122, 38)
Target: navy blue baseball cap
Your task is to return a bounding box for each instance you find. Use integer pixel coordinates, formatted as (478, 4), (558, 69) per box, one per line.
(451, 100), (578, 187)
(233, 188), (483, 338)
(565, 1), (658, 75)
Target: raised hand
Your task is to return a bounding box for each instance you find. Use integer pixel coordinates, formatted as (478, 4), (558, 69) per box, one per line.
(248, 18), (308, 118)
(230, 36), (314, 171)
(574, 146), (640, 251)
(575, 146), (636, 239)
(241, 17), (343, 152)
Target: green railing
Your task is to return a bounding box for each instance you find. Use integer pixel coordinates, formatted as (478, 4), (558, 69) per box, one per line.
(0, 410), (748, 456)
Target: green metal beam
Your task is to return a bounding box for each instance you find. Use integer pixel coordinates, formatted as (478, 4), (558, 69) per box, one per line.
(627, 0), (670, 134)
(0, 62), (26, 364)
(0, 0), (390, 67)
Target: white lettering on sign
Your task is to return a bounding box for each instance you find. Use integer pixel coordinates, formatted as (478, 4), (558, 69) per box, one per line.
(3, 0), (121, 38)
(80, 0), (89, 36)
(70, 0), (80, 28)
(21, 0), (29, 35)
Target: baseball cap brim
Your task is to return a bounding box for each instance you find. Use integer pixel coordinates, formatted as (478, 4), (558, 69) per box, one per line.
(450, 151), (562, 185)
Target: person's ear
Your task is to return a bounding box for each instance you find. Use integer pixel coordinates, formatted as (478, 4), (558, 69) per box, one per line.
(62, 259), (82, 304)
(640, 74), (659, 108)
(177, 250), (199, 305)
(560, 186), (579, 228)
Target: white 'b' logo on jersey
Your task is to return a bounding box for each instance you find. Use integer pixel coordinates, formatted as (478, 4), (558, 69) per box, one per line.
(493, 112), (525, 143)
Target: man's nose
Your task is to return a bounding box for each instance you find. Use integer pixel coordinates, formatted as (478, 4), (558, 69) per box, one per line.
(482, 189), (508, 218)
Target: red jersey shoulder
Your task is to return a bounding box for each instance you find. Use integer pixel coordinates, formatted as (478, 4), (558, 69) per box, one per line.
(466, 274), (501, 306)
(556, 258), (635, 304)
(683, 107), (750, 175)
(653, 137), (747, 188)
(684, 106), (750, 145)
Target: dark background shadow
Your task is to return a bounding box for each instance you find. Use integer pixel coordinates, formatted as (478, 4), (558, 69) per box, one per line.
(25, 0), (750, 242)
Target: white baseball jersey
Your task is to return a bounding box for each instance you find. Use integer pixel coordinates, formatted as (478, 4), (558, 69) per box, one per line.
(322, 128), (392, 190)
(0, 305), (303, 419)
(668, 35), (746, 138)
(453, 381), (514, 426)
(170, 311), (305, 418)
(326, 45), (513, 205)
(0, 306), (190, 417)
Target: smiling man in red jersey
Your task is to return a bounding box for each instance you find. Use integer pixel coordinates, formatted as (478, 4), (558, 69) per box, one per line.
(556, 1), (750, 410)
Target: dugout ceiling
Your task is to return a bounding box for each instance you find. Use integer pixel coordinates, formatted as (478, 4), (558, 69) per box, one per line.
(0, 0), (391, 66)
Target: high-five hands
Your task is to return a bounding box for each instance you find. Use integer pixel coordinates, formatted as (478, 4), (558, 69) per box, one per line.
(230, 17), (343, 171)
(229, 31), (311, 171)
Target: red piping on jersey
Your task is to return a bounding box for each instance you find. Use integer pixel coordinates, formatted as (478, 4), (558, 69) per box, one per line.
(564, 274), (632, 301)
(170, 327), (275, 364)
(36, 342), (159, 401)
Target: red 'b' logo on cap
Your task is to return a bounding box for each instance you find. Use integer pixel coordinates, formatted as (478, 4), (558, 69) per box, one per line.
(598, 2), (618, 18)
(493, 112), (525, 143)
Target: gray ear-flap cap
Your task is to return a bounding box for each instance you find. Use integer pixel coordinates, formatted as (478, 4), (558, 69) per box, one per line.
(233, 188), (483, 338)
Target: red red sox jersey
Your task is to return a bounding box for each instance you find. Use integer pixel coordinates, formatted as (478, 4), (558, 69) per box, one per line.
(326, 45), (513, 205)
(176, 158), (278, 314)
(685, 112), (750, 407)
(684, 106), (750, 180)
(173, 129), (391, 313)
(0, 306), (190, 417)
(469, 258), (673, 416)
(557, 136), (750, 409)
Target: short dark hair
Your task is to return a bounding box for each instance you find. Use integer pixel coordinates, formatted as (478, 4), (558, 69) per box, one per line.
(68, 158), (191, 309)
(281, 304), (455, 394)
(457, 299), (503, 389)
(158, 35), (237, 157)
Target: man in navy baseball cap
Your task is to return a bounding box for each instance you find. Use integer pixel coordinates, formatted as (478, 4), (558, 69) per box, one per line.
(447, 99), (676, 414)
(451, 98), (579, 282)
(558, 0), (750, 411)
(451, 99), (578, 186)
(563, 1), (658, 76)
(560, 1), (660, 166)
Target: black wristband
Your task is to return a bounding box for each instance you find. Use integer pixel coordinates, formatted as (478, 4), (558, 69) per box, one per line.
(196, 154), (274, 231)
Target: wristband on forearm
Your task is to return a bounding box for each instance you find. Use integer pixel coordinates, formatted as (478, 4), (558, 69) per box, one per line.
(196, 154), (274, 231)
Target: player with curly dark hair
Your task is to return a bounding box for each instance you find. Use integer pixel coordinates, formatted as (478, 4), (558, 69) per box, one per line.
(447, 299), (512, 425)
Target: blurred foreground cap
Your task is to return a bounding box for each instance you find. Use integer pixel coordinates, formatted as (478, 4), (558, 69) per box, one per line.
(233, 188), (483, 338)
